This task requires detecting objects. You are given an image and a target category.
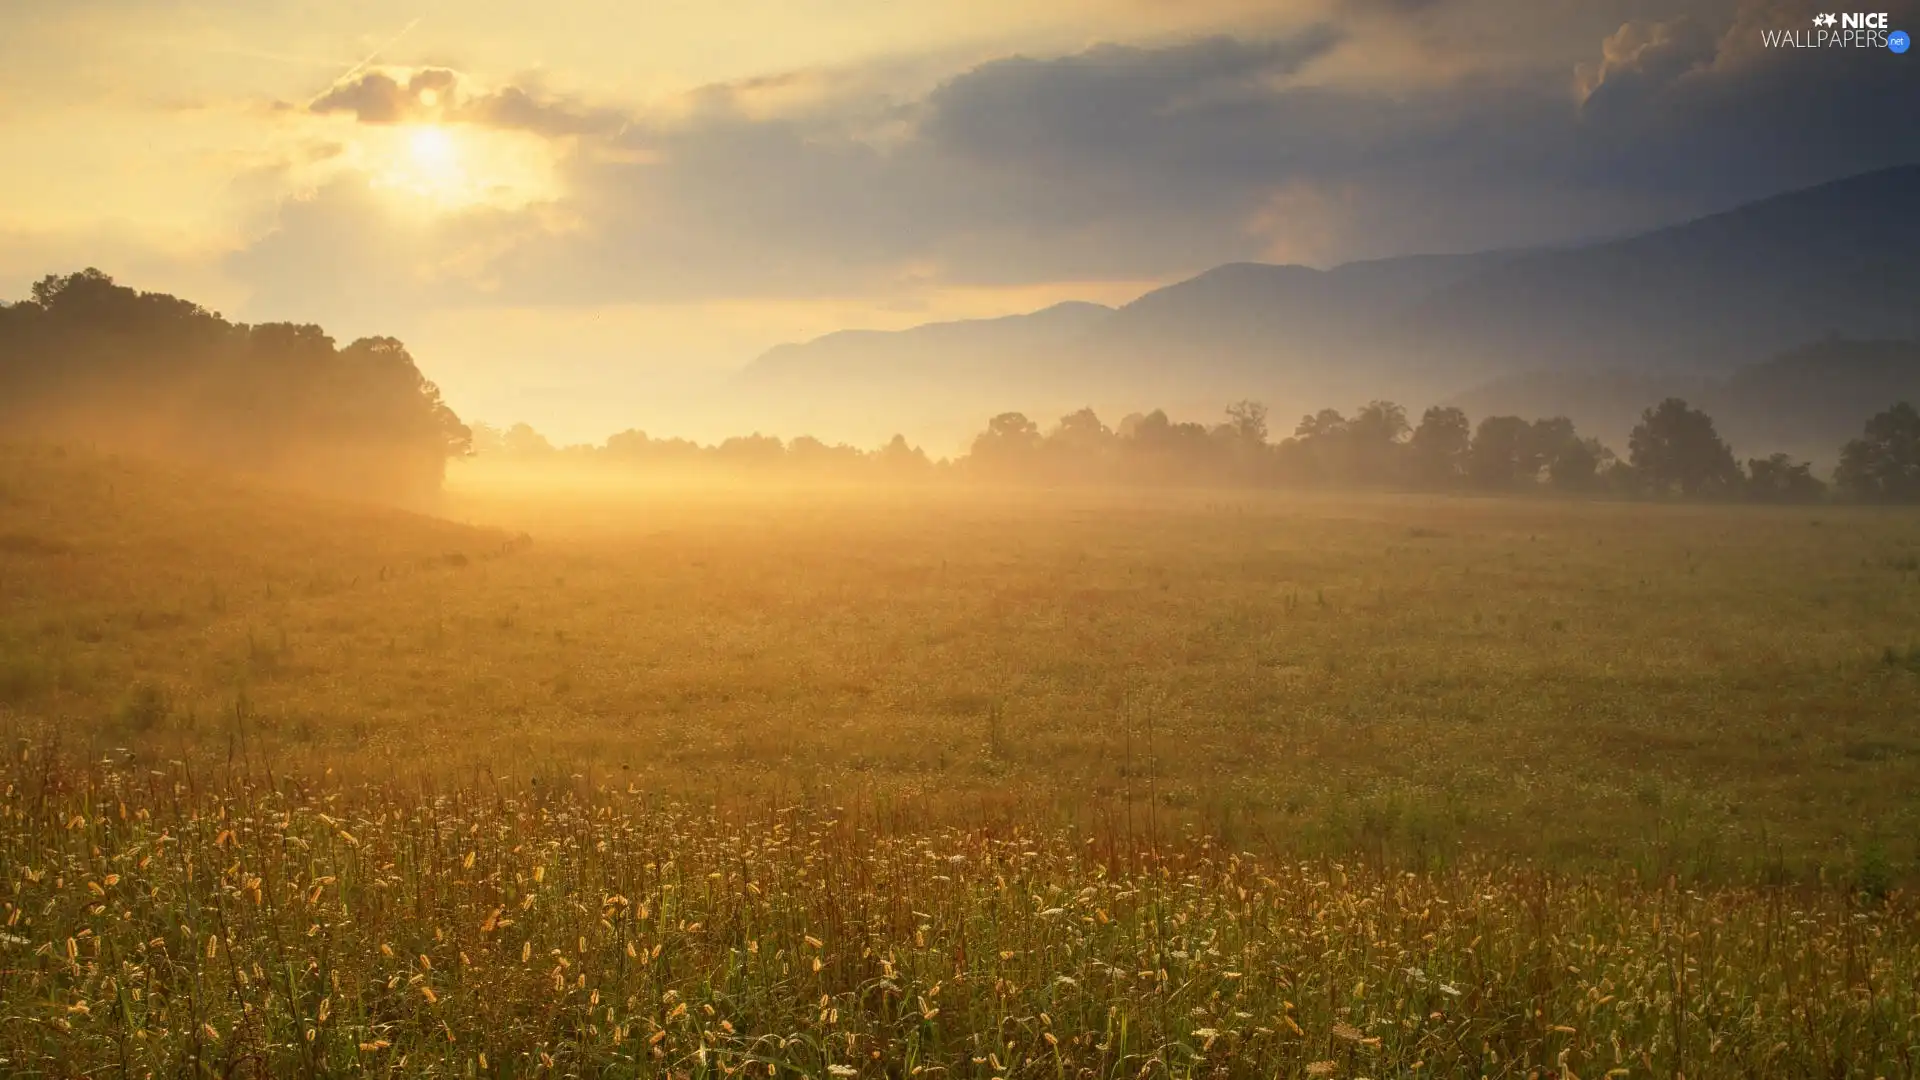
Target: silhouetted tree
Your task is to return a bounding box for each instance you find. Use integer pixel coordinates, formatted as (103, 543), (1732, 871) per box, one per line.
(1286, 408), (1349, 484)
(603, 428), (651, 459)
(1529, 417), (1613, 491)
(1215, 401), (1271, 482)
(1628, 399), (1740, 497)
(1745, 454), (1828, 502)
(1835, 402), (1920, 501)
(0, 269), (469, 501)
(1468, 415), (1540, 488)
(1122, 409), (1217, 483)
(1223, 400), (1269, 445)
(716, 433), (786, 468)
(1045, 408), (1115, 479)
(1295, 408), (1347, 442)
(502, 423), (555, 457)
(877, 434), (933, 476)
(970, 412), (1043, 476)
(1410, 406), (1471, 487)
(1347, 401), (1410, 483)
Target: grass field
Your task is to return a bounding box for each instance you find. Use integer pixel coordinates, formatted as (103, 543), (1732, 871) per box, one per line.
(4, 444), (1920, 1076)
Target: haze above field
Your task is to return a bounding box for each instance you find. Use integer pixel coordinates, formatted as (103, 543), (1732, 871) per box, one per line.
(4, 0), (1917, 445)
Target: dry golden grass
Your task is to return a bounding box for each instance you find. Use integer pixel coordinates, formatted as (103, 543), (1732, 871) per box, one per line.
(4, 443), (1920, 1076)
(8, 447), (1916, 877)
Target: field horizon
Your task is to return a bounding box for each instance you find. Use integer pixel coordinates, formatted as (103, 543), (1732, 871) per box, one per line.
(6, 444), (1918, 877)
(6, 441), (1920, 1077)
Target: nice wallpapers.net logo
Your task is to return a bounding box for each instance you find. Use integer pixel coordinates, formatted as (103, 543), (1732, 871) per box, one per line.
(1762, 12), (1910, 49)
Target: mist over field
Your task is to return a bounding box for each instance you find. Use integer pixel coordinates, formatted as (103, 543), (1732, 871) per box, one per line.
(4, 1), (1920, 1076)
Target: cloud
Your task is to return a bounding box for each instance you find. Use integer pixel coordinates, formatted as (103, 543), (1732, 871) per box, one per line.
(235, 4), (1920, 334)
(922, 29), (1344, 164)
(309, 70), (418, 124)
(309, 67), (623, 136)
(1575, 17), (1716, 106)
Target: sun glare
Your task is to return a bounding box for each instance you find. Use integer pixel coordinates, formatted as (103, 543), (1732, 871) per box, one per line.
(409, 126), (457, 172)
(356, 123), (555, 214)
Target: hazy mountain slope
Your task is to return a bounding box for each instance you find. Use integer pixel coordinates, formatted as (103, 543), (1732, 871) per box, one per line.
(1714, 339), (1920, 460)
(747, 301), (1113, 384)
(732, 165), (1920, 443)
(1082, 252), (1509, 379)
(1401, 166), (1920, 376)
(1449, 338), (1920, 465)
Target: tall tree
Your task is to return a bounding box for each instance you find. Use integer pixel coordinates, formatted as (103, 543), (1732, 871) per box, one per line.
(877, 434), (932, 475)
(1347, 400), (1410, 484)
(1746, 453), (1828, 502)
(1835, 402), (1920, 501)
(1222, 400), (1269, 445)
(1628, 398), (1741, 497)
(0, 269), (470, 502)
(1045, 408), (1115, 479)
(1529, 417), (1613, 491)
(1409, 406), (1471, 488)
(970, 412), (1043, 476)
(1468, 415), (1539, 488)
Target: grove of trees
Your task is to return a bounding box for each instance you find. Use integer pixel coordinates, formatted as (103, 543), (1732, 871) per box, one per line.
(8, 268), (1916, 505)
(473, 397), (1920, 504)
(0, 270), (470, 502)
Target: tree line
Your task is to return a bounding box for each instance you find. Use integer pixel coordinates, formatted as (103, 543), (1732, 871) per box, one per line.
(479, 397), (1920, 502)
(0, 270), (471, 502)
(7, 269), (1913, 504)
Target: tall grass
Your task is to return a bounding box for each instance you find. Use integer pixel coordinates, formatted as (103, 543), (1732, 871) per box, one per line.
(4, 748), (1916, 1078)
(8, 446), (1920, 1074)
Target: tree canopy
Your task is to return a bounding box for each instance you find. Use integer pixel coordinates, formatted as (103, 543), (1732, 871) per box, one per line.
(1835, 402), (1920, 501)
(466, 395), (1901, 506)
(0, 270), (470, 502)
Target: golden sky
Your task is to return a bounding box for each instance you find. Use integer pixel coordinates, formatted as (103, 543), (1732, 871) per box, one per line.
(3, 0), (1911, 441)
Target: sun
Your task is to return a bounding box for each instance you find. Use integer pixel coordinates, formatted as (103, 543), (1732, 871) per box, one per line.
(373, 124), (470, 208)
(355, 122), (556, 214)
(409, 126), (458, 174)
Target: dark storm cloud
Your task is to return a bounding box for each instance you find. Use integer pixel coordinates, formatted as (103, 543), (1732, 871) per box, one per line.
(245, 0), (1920, 319)
(921, 30), (1344, 163)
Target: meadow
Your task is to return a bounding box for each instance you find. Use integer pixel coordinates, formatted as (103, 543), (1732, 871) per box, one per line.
(4, 444), (1920, 1076)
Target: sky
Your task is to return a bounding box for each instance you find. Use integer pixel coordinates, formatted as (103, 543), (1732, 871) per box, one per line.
(2, 0), (1915, 441)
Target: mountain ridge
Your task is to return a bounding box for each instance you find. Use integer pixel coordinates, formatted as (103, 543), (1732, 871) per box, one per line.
(732, 163), (1920, 448)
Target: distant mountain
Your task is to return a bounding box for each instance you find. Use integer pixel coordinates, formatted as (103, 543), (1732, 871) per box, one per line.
(748, 301), (1113, 385)
(1081, 252), (1510, 385)
(734, 165), (1920, 445)
(1402, 166), (1920, 377)
(1451, 338), (1920, 466)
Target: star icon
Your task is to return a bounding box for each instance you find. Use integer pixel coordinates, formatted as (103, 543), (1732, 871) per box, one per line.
(1812, 12), (1836, 26)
